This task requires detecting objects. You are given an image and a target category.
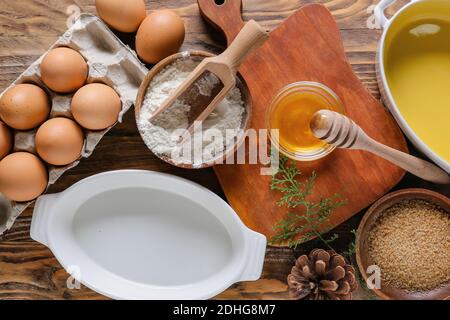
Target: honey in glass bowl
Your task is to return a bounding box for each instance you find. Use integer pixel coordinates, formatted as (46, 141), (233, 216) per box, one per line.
(266, 82), (344, 161)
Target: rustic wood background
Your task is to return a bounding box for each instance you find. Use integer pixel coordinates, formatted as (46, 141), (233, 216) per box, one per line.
(0, 0), (448, 300)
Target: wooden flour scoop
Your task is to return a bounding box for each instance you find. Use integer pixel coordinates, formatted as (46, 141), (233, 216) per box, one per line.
(149, 20), (268, 142)
(311, 110), (450, 184)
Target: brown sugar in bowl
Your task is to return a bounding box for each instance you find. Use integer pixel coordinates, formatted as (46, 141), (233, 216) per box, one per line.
(356, 188), (450, 300)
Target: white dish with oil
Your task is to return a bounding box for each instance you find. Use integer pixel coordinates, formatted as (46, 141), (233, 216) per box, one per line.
(30, 170), (266, 300)
(375, 0), (450, 173)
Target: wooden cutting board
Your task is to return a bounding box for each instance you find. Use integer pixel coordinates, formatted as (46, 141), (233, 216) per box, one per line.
(198, 0), (407, 245)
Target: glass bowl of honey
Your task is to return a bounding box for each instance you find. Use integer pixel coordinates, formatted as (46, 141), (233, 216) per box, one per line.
(266, 81), (345, 161)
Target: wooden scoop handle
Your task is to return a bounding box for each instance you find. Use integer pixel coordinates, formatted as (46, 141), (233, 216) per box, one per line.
(311, 110), (450, 184)
(217, 19), (268, 71)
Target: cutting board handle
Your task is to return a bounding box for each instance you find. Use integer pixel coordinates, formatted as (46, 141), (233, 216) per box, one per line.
(197, 0), (245, 45)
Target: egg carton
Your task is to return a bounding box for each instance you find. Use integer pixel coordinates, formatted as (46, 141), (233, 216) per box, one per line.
(0, 14), (148, 235)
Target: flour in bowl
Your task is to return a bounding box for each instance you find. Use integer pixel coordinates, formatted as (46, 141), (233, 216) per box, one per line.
(138, 58), (246, 167)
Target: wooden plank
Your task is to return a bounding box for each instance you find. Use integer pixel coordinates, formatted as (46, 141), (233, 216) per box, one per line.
(0, 0), (443, 300)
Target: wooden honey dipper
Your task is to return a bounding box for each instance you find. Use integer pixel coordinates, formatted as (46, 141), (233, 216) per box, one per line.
(310, 110), (450, 184)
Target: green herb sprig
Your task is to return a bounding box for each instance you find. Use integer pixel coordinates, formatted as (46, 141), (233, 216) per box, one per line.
(269, 155), (346, 249)
(269, 157), (377, 298)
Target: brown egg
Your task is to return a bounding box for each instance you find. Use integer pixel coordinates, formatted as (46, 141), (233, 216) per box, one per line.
(96, 0), (146, 33)
(71, 83), (122, 130)
(0, 84), (50, 130)
(136, 10), (185, 64)
(0, 152), (48, 202)
(40, 47), (88, 93)
(0, 122), (12, 160)
(35, 118), (84, 166)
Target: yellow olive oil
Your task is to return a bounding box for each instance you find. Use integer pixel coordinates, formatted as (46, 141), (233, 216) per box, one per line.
(385, 17), (450, 163)
(270, 90), (341, 154)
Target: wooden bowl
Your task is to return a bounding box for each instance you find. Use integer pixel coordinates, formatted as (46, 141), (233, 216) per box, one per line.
(135, 51), (252, 169)
(356, 188), (450, 300)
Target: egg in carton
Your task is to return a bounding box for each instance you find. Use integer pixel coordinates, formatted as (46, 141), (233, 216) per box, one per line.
(0, 14), (148, 235)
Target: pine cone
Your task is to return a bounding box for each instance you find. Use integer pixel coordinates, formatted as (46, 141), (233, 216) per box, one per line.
(287, 249), (358, 300)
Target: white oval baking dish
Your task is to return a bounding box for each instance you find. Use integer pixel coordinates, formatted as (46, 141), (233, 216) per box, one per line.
(375, 0), (450, 173)
(30, 170), (266, 300)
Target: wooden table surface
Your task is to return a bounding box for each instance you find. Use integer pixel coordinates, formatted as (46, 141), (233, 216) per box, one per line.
(0, 0), (448, 300)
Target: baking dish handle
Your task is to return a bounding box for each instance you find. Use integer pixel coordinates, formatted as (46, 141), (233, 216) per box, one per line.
(238, 230), (267, 282)
(30, 193), (61, 247)
(374, 0), (419, 29)
(374, 0), (396, 28)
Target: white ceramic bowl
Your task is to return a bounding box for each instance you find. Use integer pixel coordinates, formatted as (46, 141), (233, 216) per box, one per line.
(30, 170), (266, 300)
(375, 0), (450, 173)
